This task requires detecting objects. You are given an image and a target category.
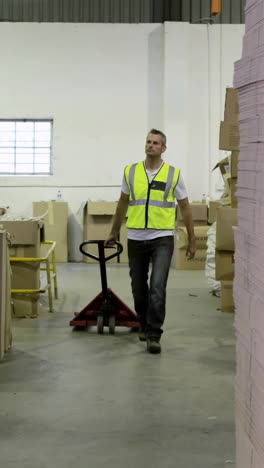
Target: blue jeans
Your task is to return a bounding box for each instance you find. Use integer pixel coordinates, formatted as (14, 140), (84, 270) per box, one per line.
(128, 236), (174, 338)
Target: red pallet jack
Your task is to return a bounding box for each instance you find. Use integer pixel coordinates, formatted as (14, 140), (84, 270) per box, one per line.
(70, 240), (140, 334)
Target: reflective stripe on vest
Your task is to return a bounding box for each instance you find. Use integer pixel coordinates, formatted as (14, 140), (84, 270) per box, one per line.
(129, 199), (175, 208)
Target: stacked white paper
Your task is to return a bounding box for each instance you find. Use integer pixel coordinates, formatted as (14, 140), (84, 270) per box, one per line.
(233, 0), (264, 466)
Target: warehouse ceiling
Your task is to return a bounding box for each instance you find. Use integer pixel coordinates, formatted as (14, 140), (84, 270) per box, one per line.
(0, 0), (245, 24)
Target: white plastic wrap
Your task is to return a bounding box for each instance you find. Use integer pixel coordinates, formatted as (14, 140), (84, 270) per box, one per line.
(205, 222), (221, 296)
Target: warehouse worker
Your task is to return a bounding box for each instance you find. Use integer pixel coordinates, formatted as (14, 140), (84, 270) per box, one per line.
(105, 129), (195, 354)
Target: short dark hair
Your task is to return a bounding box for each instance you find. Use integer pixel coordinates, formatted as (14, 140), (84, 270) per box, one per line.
(148, 128), (167, 146)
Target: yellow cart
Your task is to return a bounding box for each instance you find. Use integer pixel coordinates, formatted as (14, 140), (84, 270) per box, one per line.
(10, 240), (58, 313)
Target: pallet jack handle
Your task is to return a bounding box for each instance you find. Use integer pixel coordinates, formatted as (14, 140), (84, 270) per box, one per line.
(80, 240), (123, 302)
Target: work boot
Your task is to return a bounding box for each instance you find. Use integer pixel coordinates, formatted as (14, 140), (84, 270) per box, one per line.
(138, 328), (146, 341)
(147, 337), (161, 354)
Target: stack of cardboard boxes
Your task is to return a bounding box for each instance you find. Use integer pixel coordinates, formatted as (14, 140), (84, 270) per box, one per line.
(0, 230), (12, 359)
(214, 87), (240, 312)
(174, 203), (209, 270)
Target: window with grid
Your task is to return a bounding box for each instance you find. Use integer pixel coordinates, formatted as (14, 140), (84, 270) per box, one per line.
(0, 119), (52, 175)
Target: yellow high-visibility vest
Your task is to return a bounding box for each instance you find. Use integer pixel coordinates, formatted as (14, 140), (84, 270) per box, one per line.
(124, 161), (180, 230)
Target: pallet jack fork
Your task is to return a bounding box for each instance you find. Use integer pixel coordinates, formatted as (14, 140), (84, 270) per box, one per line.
(69, 240), (140, 334)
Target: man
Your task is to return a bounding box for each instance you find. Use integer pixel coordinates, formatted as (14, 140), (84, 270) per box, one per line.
(105, 129), (195, 354)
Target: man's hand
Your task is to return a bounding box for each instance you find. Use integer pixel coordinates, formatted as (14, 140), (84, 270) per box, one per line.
(186, 237), (196, 259)
(104, 233), (117, 247)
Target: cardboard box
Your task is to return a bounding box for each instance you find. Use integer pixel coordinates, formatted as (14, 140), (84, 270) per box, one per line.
(176, 226), (210, 250)
(0, 230), (12, 359)
(212, 156), (230, 177)
(224, 88), (239, 122)
(221, 281), (234, 313)
(33, 200), (67, 223)
(177, 203), (208, 226)
(216, 207), (238, 251)
(230, 178), (237, 208)
(215, 251), (235, 280)
(219, 121), (240, 151)
(83, 201), (118, 264)
(33, 201), (68, 262)
(9, 246), (40, 290)
(84, 216), (117, 264)
(221, 175), (231, 206)
(173, 248), (207, 270)
(87, 202), (117, 215)
(208, 200), (222, 224)
(0, 220), (43, 246)
(212, 157), (232, 205)
(43, 223), (66, 244)
(212, 155), (239, 207)
(12, 295), (39, 319)
(2, 221), (42, 289)
(231, 151), (239, 178)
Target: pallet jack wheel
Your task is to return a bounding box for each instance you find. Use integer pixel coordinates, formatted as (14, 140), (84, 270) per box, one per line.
(97, 315), (104, 334)
(109, 315), (115, 335)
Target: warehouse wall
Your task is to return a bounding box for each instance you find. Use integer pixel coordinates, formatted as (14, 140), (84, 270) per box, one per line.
(0, 22), (244, 260)
(0, 0), (246, 24)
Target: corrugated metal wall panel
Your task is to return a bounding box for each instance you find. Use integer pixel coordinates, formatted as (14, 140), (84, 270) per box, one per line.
(221, 0), (231, 24)
(201, 0), (211, 20)
(191, 0), (202, 23)
(181, 1), (191, 22)
(0, 0), (246, 23)
(241, 0), (245, 23)
(231, 0), (241, 23)
(141, 0), (153, 23)
(132, 0), (141, 23)
(88, 1), (100, 23)
(153, 0), (163, 22)
(119, 0), (129, 23)
(32, 0), (41, 21)
(170, 0), (181, 21)
(52, 0), (62, 22)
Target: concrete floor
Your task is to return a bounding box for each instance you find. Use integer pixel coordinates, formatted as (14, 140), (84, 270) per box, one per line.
(0, 264), (235, 468)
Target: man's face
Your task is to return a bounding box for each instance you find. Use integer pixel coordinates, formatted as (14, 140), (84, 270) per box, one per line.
(145, 133), (166, 157)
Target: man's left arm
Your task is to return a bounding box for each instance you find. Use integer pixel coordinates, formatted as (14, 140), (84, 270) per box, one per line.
(177, 197), (196, 259)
